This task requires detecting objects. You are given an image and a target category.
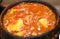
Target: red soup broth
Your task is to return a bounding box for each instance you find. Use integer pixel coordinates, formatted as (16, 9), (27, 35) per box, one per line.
(3, 3), (56, 37)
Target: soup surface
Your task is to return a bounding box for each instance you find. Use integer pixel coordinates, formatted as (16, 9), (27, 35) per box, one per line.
(3, 3), (56, 37)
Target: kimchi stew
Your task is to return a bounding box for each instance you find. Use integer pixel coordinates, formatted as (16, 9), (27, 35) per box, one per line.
(3, 3), (56, 37)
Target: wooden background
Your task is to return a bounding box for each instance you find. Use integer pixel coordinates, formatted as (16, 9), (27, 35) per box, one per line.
(1, 0), (60, 5)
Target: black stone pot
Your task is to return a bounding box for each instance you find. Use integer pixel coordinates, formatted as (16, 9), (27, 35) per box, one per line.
(0, 0), (59, 39)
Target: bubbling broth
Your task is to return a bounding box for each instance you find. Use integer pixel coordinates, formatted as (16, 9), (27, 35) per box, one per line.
(3, 3), (56, 37)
